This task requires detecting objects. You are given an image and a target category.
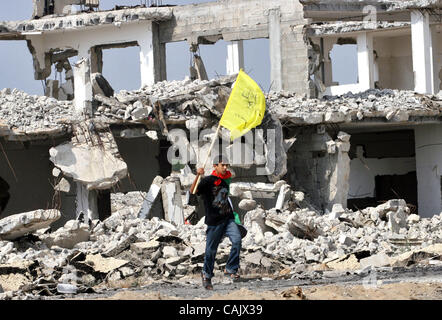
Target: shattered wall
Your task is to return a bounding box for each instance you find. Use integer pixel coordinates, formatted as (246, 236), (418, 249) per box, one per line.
(287, 127), (350, 212)
(0, 138), (69, 221)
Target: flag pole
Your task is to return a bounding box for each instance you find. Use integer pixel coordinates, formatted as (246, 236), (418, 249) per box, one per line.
(191, 123), (221, 194)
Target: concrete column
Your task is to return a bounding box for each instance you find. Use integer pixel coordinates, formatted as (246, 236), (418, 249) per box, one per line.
(411, 10), (434, 94)
(226, 40), (244, 75)
(414, 125), (442, 218)
(90, 46), (103, 74)
(73, 46), (93, 116)
(139, 37), (155, 87)
(269, 8), (282, 91)
(152, 22), (167, 82)
(75, 182), (98, 224)
(139, 21), (164, 87)
(357, 32), (374, 91)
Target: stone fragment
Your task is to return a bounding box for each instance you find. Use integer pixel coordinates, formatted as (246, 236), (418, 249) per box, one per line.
(407, 214), (420, 224)
(119, 267), (135, 278)
(54, 177), (71, 193)
(338, 234), (355, 246)
(146, 130), (158, 140)
(387, 208), (407, 233)
(239, 199), (257, 211)
(163, 246), (178, 259)
(245, 251), (263, 266)
(131, 101), (152, 120)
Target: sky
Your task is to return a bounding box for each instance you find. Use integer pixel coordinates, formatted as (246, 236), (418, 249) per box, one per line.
(0, 0), (356, 95)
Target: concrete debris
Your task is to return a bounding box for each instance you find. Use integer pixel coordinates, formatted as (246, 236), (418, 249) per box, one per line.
(49, 122), (128, 190)
(93, 75), (236, 124)
(0, 89), (71, 136)
(308, 21), (411, 36)
(271, 89), (442, 126)
(0, 194), (439, 298)
(138, 176), (164, 220)
(54, 178), (71, 193)
(0, 209), (61, 241)
(161, 177), (184, 226)
(40, 220), (90, 249)
(82, 254), (129, 273)
(56, 283), (77, 294)
(359, 252), (391, 269)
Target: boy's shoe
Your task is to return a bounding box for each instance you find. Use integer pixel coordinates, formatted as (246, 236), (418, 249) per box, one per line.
(202, 274), (213, 290)
(224, 269), (240, 282)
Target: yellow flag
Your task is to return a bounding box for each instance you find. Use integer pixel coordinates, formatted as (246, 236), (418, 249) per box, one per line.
(220, 70), (266, 140)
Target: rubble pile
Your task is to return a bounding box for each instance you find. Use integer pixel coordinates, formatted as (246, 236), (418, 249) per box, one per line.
(0, 191), (441, 299)
(270, 89), (442, 125)
(93, 75), (236, 124)
(0, 88), (72, 133)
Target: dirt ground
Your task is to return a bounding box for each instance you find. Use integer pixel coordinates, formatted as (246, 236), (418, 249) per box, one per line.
(89, 281), (442, 300)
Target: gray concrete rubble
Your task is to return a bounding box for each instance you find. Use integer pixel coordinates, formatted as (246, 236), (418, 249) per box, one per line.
(0, 209), (61, 241)
(270, 89), (442, 126)
(49, 121), (128, 190)
(0, 88), (72, 138)
(0, 7), (173, 36)
(0, 190), (441, 299)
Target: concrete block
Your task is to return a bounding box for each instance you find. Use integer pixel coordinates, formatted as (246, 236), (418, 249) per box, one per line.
(163, 246), (178, 259)
(138, 176), (164, 219)
(54, 177), (71, 193)
(359, 252), (391, 269)
(49, 138), (128, 190)
(325, 112), (345, 123)
(41, 219), (90, 249)
(407, 214), (420, 224)
(161, 177), (185, 226)
(0, 209), (61, 241)
(338, 234), (355, 246)
(387, 207), (407, 234)
(239, 199), (257, 211)
(130, 240), (160, 254)
(337, 131), (351, 142)
(275, 184), (291, 210)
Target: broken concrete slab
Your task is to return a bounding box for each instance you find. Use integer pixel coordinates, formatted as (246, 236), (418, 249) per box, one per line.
(138, 176), (164, 220)
(130, 240), (160, 254)
(325, 254), (361, 271)
(0, 209), (61, 241)
(103, 233), (138, 257)
(50, 141), (128, 190)
(387, 207), (408, 233)
(161, 177), (184, 226)
(40, 220), (90, 249)
(389, 244), (442, 267)
(82, 254), (129, 274)
(275, 184), (291, 210)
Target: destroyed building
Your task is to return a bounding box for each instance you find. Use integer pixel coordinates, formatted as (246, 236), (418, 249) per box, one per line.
(0, 0), (441, 298)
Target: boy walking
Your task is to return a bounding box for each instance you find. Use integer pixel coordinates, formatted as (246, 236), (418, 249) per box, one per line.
(190, 157), (242, 290)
